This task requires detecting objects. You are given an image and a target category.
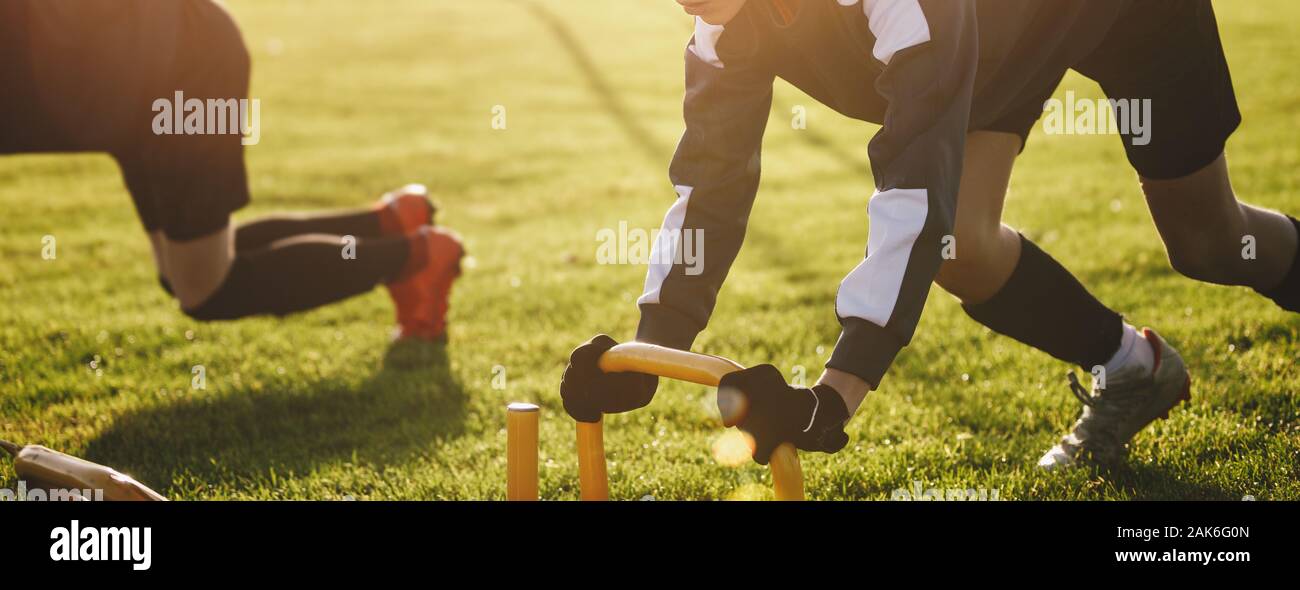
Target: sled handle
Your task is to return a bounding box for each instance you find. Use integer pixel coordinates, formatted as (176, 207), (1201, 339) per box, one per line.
(576, 343), (804, 500)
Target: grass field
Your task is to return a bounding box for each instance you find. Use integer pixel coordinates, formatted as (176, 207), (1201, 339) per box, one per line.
(1, 0), (1297, 500)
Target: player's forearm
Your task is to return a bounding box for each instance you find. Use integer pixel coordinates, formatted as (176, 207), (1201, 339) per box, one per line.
(636, 21), (774, 354)
(823, 1), (979, 398)
(817, 367), (873, 416)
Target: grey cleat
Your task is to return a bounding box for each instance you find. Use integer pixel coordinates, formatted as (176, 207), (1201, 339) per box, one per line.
(1038, 328), (1192, 470)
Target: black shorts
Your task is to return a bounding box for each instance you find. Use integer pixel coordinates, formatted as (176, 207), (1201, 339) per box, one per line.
(1074, 0), (1240, 180)
(977, 72), (1067, 151)
(0, 0), (252, 241)
(982, 0), (1240, 179)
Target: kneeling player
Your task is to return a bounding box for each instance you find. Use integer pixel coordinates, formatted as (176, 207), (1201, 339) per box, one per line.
(0, 0), (464, 340)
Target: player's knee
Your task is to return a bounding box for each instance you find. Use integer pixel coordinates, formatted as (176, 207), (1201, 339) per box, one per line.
(936, 246), (997, 298)
(953, 229), (991, 265)
(175, 280), (224, 321)
(158, 276), (176, 297)
(937, 248), (983, 281)
(180, 303), (217, 323)
(176, 270), (238, 322)
(940, 223), (1002, 274)
(1165, 241), (1237, 283)
(168, 261), (235, 317)
(936, 256), (992, 298)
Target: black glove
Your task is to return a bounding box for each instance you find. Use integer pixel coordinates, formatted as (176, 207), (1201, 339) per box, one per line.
(560, 334), (659, 423)
(717, 364), (850, 465)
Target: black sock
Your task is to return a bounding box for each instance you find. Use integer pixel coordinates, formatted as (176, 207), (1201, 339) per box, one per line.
(186, 234), (410, 321)
(962, 235), (1124, 369)
(1259, 216), (1300, 313)
(234, 210), (384, 252)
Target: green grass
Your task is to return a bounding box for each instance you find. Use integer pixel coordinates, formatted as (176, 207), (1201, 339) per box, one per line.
(1, 0), (1296, 500)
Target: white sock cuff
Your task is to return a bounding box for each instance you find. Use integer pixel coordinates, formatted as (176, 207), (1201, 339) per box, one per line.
(1102, 324), (1153, 375)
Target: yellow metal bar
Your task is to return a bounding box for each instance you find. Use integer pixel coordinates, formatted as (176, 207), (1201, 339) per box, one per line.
(769, 443), (805, 500)
(583, 342), (805, 501)
(506, 403), (539, 501)
(597, 342), (743, 387)
(576, 420), (609, 500)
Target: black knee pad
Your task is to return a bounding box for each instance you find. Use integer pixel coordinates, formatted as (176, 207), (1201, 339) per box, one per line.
(180, 257), (261, 322)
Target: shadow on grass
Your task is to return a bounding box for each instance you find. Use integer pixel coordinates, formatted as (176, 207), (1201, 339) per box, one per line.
(1094, 462), (1239, 500)
(82, 339), (467, 495)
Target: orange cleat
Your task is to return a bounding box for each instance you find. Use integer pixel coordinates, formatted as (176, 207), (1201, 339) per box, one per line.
(389, 226), (465, 342)
(375, 184), (436, 235)
(373, 184), (454, 340)
(423, 227), (465, 338)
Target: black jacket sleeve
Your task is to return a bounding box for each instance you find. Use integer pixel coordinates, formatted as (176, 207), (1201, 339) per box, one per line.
(826, 0), (979, 385)
(635, 13), (775, 349)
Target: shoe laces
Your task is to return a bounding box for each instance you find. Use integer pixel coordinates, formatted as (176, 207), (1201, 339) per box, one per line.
(1065, 368), (1154, 442)
(1067, 372), (1095, 407)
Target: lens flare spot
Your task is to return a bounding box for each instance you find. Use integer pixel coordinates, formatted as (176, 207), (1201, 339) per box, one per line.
(712, 430), (754, 467)
(717, 385), (750, 427)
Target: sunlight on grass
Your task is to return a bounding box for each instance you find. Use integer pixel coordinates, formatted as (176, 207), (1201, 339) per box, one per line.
(0, 0), (1296, 500)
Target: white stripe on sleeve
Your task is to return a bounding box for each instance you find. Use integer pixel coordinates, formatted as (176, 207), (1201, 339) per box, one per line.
(638, 185), (694, 306)
(688, 18), (727, 68)
(835, 187), (929, 326)
(838, 0), (932, 64)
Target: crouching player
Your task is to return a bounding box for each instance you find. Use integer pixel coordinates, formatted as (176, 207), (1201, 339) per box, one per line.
(561, 0), (1299, 469)
(0, 0), (464, 340)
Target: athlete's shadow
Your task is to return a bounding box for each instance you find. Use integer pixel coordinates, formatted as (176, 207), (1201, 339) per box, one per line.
(83, 339), (467, 497)
(1089, 462), (1241, 500)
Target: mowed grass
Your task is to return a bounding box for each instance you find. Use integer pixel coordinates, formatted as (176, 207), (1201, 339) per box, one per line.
(1, 0), (1296, 500)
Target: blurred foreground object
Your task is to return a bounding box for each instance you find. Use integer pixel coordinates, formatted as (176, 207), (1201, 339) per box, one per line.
(1, 439), (167, 501)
